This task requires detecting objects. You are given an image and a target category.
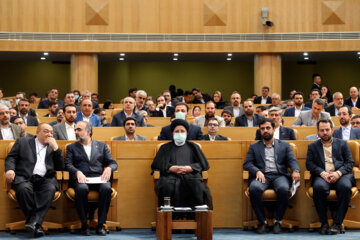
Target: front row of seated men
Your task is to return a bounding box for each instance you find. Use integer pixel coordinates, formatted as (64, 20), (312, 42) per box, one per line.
(5, 122), (118, 237)
(244, 118), (354, 235)
(3, 117), (357, 237)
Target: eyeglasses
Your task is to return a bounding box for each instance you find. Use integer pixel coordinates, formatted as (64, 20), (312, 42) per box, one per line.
(208, 123), (219, 127)
(351, 121), (360, 125)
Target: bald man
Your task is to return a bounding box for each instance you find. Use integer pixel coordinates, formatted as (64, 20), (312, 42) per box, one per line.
(345, 87), (360, 110)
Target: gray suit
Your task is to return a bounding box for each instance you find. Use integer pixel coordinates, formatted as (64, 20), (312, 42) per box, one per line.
(0, 123), (24, 140)
(113, 135), (147, 141)
(53, 122), (71, 140)
(223, 106), (244, 118)
(193, 115), (225, 127)
(291, 110), (332, 126)
(305, 134), (319, 141)
(333, 126), (360, 140)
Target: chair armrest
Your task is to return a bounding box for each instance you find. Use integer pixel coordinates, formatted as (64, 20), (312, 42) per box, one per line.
(202, 171), (208, 180)
(113, 170), (119, 179)
(153, 171), (160, 180)
(304, 171), (312, 188)
(56, 171), (62, 180)
(63, 171), (70, 180)
(243, 171), (249, 180)
(353, 167), (360, 189)
(62, 171), (70, 190)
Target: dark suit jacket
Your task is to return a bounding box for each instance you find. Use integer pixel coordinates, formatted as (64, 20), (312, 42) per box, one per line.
(333, 127), (360, 140)
(243, 139), (300, 181)
(191, 93), (212, 104)
(0, 123), (24, 140)
(5, 136), (64, 189)
(304, 101), (312, 108)
(325, 104), (343, 116)
(151, 106), (175, 118)
(65, 140), (118, 180)
(111, 111), (145, 127)
(235, 114), (264, 127)
(306, 138), (354, 177)
(38, 99), (65, 109)
(283, 106), (311, 117)
(158, 123), (204, 140)
(311, 83), (321, 91)
(253, 96), (272, 104)
(345, 97), (360, 108)
(255, 126), (296, 140)
(26, 115), (39, 126)
(203, 134), (228, 141)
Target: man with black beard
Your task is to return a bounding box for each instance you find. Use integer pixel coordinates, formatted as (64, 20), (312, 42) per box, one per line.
(235, 100), (264, 127)
(152, 95), (175, 117)
(17, 98), (39, 126)
(243, 118), (300, 234)
(306, 119), (355, 235)
(94, 108), (110, 127)
(193, 101), (225, 127)
(224, 91), (244, 118)
(333, 105), (360, 140)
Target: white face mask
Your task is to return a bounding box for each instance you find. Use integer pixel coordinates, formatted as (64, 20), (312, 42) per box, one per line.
(173, 133), (187, 145)
(175, 111), (186, 120)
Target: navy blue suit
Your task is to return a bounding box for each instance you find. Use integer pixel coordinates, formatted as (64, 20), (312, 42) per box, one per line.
(345, 97), (360, 108)
(255, 126), (296, 140)
(306, 138), (355, 225)
(333, 126), (360, 140)
(235, 114), (264, 127)
(37, 99), (64, 109)
(111, 111), (145, 127)
(283, 106), (311, 117)
(158, 123), (204, 140)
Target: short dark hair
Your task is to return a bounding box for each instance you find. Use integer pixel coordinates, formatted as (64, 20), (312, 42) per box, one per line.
(262, 86), (270, 91)
(259, 118), (275, 129)
(175, 102), (189, 112)
(352, 115), (360, 121)
(64, 91), (74, 97)
(339, 105), (352, 115)
(292, 91), (304, 99)
(18, 98), (29, 104)
(317, 119), (333, 129)
(29, 92), (38, 98)
(128, 88), (137, 95)
(221, 109), (233, 117)
(184, 91), (192, 96)
(48, 101), (58, 108)
(73, 90), (80, 95)
(91, 93), (98, 97)
(208, 117), (219, 124)
(312, 73), (321, 80)
(256, 105), (266, 111)
(124, 117), (137, 127)
(10, 116), (23, 123)
(205, 100), (215, 107)
(311, 89), (321, 95)
(63, 103), (77, 112)
(93, 108), (105, 115)
(192, 88), (201, 92)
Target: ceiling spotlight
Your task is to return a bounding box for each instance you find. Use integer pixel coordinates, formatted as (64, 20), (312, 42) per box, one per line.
(173, 53), (179, 56)
(43, 52), (49, 56)
(226, 58), (232, 61)
(304, 57), (309, 60)
(40, 57), (46, 60)
(120, 53), (126, 56)
(227, 53), (232, 57)
(119, 58), (125, 61)
(303, 52), (308, 56)
(173, 58), (178, 61)
(357, 52), (360, 54)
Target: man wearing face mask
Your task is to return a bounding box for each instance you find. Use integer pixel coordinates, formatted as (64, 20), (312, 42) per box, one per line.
(151, 119), (213, 209)
(158, 102), (203, 140)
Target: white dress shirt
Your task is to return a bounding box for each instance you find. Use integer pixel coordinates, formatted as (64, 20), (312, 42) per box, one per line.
(65, 122), (76, 140)
(247, 118), (254, 127)
(208, 134), (216, 141)
(274, 127), (280, 140)
(341, 125), (351, 140)
(1, 126), (14, 140)
(352, 98), (358, 107)
(33, 138), (48, 177)
(125, 135), (135, 141)
(261, 97), (268, 104)
(82, 142), (92, 161)
(233, 107), (240, 118)
(82, 113), (90, 122)
(294, 107), (302, 117)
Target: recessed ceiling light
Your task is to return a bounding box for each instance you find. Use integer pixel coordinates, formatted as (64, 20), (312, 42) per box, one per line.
(43, 52), (49, 56)
(227, 53), (232, 57)
(173, 58), (178, 61)
(357, 52), (360, 55)
(119, 58), (125, 61)
(40, 57), (46, 60)
(173, 53), (179, 57)
(303, 52), (308, 56)
(120, 53), (125, 56)
(304, 57), (309, 60)
(226, 58), (232, 61)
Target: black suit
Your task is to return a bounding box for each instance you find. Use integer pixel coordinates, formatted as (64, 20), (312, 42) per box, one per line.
(158, 123), (204, 140)
(111, 111), (145, 127)
(253, 96), (272, 104)
(311, 83), (321, 91)
(235, 114), (264, 127)
(65, 140), (118, 226)
(306, 138), (355, 225)
(345, 97), (360, 108)
(325, 104), (344, 116)
(255, 126), (296, 140)
(5, 136), (63, 225)
(152, 106), (175, 117)
(203, 134), (228, 141)
(191, 93), (212, 104)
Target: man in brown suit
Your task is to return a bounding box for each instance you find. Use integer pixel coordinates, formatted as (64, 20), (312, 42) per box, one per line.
(0, 104), (24, 140)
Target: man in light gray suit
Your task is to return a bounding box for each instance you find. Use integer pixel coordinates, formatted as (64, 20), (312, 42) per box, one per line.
(53, 104), (77, 140)
(113, 117), (146, 141)
(292, 98), (332, 127)
(224, 91), (244, 118)
(0, 104), (24, 140)
(194, 101), (225, 127)
(333, 106), (360, 140)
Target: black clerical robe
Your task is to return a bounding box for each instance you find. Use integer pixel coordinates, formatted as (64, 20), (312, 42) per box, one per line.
(151, 141), (213, 209)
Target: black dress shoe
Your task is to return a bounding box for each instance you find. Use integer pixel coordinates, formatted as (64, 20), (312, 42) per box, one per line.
(81, 227), (91, 236)
(35, 225), (45, 238)
(273, 222), (282, 234)
(329, 223), (342, 235)
(96, 226), (107, 236)
(257, 223), (268, 234)
(319, 223), (329, 235)
(25, 222), (37, 237)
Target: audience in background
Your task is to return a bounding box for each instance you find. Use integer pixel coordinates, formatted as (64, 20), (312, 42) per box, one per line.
(345, 87), (360, 110)
(212, 90), (227, 109)
(253, 86), (272, 104)
(113, 117), (146, 141)
(221, 109), (233, 127)
(351, 115), (360, 129)
(235, 100), (264, 127)
(224, 91), (244, 118)
(325, 92), (344, 116)
(204, 118), (228, 141)
(194, 101), (225, 127)
(192, 105), (202, 118)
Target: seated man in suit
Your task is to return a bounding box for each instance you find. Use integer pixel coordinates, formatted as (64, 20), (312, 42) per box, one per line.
(111, 97), (145, 126)
(113, 117), (146, 141)
(244, 118), (300, 234)
(254, 86), (272, 104)
(283, 92), (311, 117)
(78, 90), (100, 109)
(75, 99), (101, 127)
(292, 98), (332, 127)
(0, 104), (25, 140)
(152, 119), (213, 208)
(204, 118), (228, 141)
(344, 87), (360, 110)
(221, 109), (233, 127)
(11, 116), (35, 138)
(163, 90), (178, 107)
(43, 101), (58, 117)
(5, 123), (63, 237)
(235, 100), (264, 127)
(139, 110), (154, 127)
(191, 88), (212, 104)
(267, 93), (285, 109)
(351, 115), (360, 129)
(224, 91), (244, 118)
(53, 104), (77, 140)
(17, 98), (39, 126)
(306, 119), (355, 235)
(37, 88), (64, 109)
(65, 121), (118, 236)
(134, 90), (149, 114)
(305, 89), (321, 108)
(333, 106), (360, 140)
(49, 108), (64, 126)
(158, 102), (203, 140)
(256, 107), (296, 140)
(194, 101), (225, 127)
(325, 92), (344, 117)
(153, 95), (175, 117)
(93, 108), (111, 127)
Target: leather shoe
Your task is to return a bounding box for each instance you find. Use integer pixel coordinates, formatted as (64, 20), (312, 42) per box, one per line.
(273, 222), (282, 234)
(35, 225), (45, 238)
(25, 222), (37, 237)
(81, 227), (91, 236)
(96, 226), (107, 236)
(319, 223), (329, 235)
(257, 223), (268, 234)
(328, 223), (342, 235)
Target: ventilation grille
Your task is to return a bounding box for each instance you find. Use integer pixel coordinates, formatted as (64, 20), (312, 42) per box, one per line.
(0, 32), (359, 42)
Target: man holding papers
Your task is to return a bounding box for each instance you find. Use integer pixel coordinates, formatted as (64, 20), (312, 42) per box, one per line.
(65, 121), (118, 236)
